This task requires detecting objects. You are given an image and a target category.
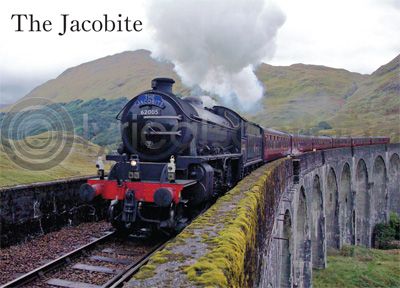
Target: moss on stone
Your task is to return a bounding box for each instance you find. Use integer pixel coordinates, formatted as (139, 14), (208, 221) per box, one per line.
(200, 233), (209, 241)
(171, 237), (186, 245)
(151, 249), (172, 264)
(134, 264), (156, 280)
(179, 229), (195, 239)
(184, 160), (283, 287)
(186, 262), (228, 287)
(166, 252), (188, 262)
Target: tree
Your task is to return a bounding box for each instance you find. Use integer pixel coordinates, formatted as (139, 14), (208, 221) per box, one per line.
(317, 121), (332, 130)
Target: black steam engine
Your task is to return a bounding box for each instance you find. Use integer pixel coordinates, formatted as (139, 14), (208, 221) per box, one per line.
(81, 78), (263, 234)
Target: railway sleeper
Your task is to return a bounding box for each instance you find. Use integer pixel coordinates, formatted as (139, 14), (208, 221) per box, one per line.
(47, 278), (102, 288)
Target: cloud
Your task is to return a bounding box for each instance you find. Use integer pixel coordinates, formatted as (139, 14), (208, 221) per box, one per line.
(269, 0), (400, 73)
(146, 0), (285, 110)
(0, 72), (46, 105)
(0, 0), (151, 105)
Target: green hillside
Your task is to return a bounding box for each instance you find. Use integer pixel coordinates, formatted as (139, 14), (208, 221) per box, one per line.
(0, 132), (108, 187)
(329, 54), (400, 141)
(7, 50), (400, 141)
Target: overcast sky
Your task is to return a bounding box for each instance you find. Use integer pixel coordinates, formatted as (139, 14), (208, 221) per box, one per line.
(0, 0), (399, 105)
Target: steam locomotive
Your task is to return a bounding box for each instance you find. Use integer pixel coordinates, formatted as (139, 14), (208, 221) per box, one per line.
(80, 78), (389, 234)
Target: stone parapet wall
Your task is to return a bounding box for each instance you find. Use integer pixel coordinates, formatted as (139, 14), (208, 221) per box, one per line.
(0, 176), (106, 247)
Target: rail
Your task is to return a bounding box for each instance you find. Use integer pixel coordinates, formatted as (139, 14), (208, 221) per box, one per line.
(1, 232), (115, 288)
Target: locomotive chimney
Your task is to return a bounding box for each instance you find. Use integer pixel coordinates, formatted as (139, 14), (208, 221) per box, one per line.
(151, 78), (175, 93)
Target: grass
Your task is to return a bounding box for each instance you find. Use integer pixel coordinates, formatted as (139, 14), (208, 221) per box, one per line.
(313, 246), (400, 288)
(0, 132), (109, 187)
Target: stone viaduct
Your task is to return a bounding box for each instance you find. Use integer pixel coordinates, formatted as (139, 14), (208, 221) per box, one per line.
(126, 144), (400, 288)
(260, 144), (399, 288)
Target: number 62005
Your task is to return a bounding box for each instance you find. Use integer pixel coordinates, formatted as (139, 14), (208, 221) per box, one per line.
(140, 109), (159, 115)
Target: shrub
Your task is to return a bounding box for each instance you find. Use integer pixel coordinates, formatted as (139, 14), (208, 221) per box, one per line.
(340, 245), (355, 257)
(389, 212), (400, 240)
(317, 121), (332, 130)
(373, 213), (400, 249)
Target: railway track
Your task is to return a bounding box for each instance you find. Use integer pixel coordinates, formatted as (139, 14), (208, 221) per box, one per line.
(1, 231), (167, 288)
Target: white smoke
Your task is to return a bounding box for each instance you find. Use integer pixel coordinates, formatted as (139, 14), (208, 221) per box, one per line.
(146, 0), (285, 110)
(199, 95), (217, 108)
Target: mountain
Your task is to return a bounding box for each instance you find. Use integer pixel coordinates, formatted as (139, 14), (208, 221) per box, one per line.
(14, 50), (400, 142)
(23, 50), (189, 103)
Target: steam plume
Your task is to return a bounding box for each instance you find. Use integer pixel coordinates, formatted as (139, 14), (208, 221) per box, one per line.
(146, 0), (285, 110)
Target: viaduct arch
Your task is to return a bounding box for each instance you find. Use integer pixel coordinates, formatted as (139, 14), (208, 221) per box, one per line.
(339, 163), (353, 245)
(311, 176), (324, 268)
(355, 159), (370, 246)
(325, 168), (339, 249)
(389, 154), (400, 214)
(279, 210), (292, 288)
